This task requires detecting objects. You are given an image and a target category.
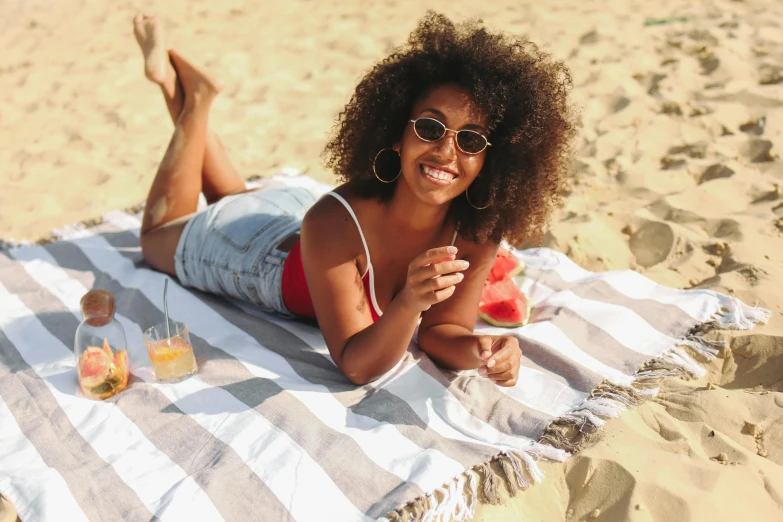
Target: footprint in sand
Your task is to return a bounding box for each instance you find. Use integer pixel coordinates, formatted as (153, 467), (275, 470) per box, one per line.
(700, 164), (735, 184)
(759, 65), (783, 85)
(700, 52), (720, 75)
(629, 221), (676, 268)
(705, 218), (744, 242)
(688, 29), (719, 46)
(660, 156), (687, 170)
(668, 142), (708, 159)
(661, 101), (683, 116)
(632, 72), (667, 96)
(741, 139), (776, 162)
(739, 116), (766, 135)
(579, 30), (600, 45)
(751, 184), (780, 204)
(689, 105), (713, 117)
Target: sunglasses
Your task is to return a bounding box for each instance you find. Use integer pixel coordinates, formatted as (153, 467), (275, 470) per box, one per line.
(409, 117), (492, 155)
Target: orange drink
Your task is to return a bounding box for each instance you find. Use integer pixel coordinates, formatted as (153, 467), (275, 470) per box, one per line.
(143, 321), (198, 383)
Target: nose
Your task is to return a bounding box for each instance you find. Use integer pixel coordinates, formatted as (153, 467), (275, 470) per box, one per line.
(433, 129), (458, 158)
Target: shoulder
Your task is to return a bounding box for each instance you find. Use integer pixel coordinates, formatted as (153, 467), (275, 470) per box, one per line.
(300, 191), (363, 262)
(302, 189), (361, 232)
(303, 191), (344, 223)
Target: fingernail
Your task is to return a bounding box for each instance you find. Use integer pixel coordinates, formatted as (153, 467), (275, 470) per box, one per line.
(487, 359), (496, 368)
(481, 351), (491, 359)
(447, 246), (458, 254)
(456, 273), (464, 280)
(459, 261), (470, 269)
(478, 367), (487, 376)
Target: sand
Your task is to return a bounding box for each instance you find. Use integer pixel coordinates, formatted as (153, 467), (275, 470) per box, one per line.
(1, 0), (781, 520)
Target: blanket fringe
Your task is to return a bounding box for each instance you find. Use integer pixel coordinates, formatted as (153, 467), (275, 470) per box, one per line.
(382, 443), (567, 522)
(539, 304), (770, 454)
(708, 296), (772, 331)
(384, 301), (770, 521)
(16, 200), (770, 522)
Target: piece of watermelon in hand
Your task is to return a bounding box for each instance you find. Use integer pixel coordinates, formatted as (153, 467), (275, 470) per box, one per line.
(488, 247), (525, 283)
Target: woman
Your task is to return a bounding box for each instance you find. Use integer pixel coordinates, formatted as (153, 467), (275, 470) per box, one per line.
(134, 11), (575, 386)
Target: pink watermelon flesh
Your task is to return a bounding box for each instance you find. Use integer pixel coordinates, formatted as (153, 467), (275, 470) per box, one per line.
(480, 277), (520, 305)
(478, 298), (529, 327)
(488, 247), (524, 283)
(479, 277), (530, 327)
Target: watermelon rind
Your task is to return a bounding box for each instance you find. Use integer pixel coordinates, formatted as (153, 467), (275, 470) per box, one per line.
(478, 300), (532, 328)
(478, 306), (532, 328)
(507, 260), (525, 279)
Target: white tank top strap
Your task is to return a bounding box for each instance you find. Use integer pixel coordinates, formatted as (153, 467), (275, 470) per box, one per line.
(325, 191), (372, 277)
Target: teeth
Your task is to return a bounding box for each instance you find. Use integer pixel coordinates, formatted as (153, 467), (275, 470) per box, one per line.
(422, 165), (455, 181)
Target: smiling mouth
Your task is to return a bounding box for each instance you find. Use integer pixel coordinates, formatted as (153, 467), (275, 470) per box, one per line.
(420, 164), (458, 185)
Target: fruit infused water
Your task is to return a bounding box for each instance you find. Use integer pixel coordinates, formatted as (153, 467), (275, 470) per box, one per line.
(74, 290), (130, 400)
(143, 321), (197, 382)
(78, 339), (129, 399)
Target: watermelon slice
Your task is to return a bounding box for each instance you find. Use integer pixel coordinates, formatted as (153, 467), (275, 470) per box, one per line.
(488, 247), (525, 283)
(479, 298), (530, 328)
(480, 277), (519, 305)
(478, 277), (531, 327)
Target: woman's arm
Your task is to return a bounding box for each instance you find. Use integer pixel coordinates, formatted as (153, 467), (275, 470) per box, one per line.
(417, 239), (523, 386)
(300, 198), (467, 385)
(417, 239), (497, 369)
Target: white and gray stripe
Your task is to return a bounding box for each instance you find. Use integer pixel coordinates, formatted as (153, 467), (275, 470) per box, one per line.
(0, 178), (769, 521)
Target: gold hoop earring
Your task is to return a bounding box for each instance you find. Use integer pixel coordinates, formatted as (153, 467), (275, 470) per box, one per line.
(373, 148), (401, 183)
(465, 186), (490, 210)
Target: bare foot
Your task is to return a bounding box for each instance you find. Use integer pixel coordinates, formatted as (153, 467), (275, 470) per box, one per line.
(133, 14), (172, 84)
(168, 50), (221, 107)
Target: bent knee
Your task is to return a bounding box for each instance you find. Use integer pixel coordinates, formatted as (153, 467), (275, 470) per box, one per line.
(140, 226), (181, 276)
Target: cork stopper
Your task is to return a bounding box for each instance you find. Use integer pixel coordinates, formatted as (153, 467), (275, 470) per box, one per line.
(80, 290), (116, 327)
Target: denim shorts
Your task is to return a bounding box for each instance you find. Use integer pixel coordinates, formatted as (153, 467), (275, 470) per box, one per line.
(174, 187), (318, 316)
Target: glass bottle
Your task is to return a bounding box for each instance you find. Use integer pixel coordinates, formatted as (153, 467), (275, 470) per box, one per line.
(74, 290), (130, 400)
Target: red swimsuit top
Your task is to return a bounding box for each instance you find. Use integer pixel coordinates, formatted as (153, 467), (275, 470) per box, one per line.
(281, 191), (459, 322)
(281, 192), (383, 321)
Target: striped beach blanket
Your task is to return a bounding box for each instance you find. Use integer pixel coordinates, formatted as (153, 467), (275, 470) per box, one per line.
(0, 174), (771, 522)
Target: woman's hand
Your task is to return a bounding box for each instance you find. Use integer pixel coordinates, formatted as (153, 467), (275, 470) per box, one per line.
(476, 335), (521, 387)
(398, 246), (470, 313)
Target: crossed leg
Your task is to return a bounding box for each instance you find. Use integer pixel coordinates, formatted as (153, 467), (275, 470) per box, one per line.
(134, 14), (246, 275)
(134, 14), (246, 204)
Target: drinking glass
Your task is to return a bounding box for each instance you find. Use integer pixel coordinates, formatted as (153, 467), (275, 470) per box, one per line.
(143, 321), (198, 383)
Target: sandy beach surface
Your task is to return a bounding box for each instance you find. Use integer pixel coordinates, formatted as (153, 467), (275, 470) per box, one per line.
(1, 0), (782, 520)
